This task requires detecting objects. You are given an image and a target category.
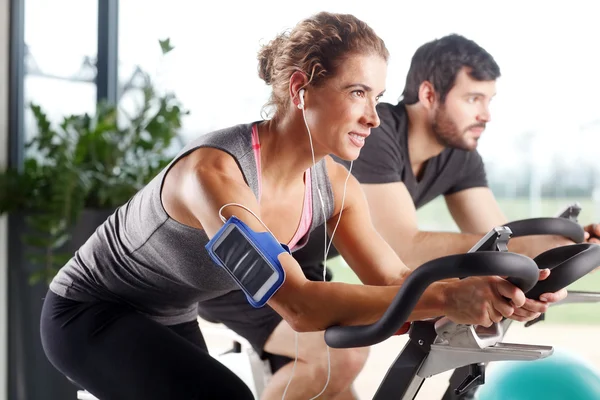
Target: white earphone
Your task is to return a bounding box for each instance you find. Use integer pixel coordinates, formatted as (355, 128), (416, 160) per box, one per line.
(297, 89), (305, 109)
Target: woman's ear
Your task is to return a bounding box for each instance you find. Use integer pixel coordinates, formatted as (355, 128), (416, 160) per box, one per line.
(289, 71), (308, 110)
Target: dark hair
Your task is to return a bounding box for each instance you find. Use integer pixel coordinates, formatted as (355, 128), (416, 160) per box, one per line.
(401, 34), (500, 105)
(257, 11), (389, 117)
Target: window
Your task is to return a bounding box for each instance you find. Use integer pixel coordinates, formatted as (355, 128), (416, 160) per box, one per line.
(24, 0), (98, 142)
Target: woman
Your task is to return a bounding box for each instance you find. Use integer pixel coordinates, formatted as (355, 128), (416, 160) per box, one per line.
(40, 12), (529, 400)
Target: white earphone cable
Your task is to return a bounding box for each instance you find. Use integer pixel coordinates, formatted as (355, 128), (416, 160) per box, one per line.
(282, 90), (352, 400)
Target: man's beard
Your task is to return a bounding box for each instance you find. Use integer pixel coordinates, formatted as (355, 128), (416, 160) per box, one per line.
(431, 104), (484, 151)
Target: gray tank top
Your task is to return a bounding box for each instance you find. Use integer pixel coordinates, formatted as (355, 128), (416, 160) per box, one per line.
(49, 122), (335, 325)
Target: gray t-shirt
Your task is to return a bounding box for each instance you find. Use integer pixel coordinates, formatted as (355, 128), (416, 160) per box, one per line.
(338, 102), (488, 208)
(49, 122), (335, 325)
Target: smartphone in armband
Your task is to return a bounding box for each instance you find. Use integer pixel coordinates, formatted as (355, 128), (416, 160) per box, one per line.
(205, 216), (288, 308)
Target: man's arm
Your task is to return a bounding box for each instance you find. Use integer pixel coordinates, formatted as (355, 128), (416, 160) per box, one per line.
(445, 187), (506, 233)
(360, 181), (569, 277)
(360, 182), (485, 270)
(446, 187), (578, 259)
(360, 183), (565, 320)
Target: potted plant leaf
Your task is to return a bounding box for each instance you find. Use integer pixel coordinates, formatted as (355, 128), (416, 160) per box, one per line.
(1, 39), (188, 400)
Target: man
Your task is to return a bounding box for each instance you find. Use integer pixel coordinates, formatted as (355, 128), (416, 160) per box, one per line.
(198, 34), (591, 399)
(330, 34), (600, 270)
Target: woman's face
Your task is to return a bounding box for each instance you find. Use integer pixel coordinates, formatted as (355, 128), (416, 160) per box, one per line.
(301, 53), (387, 161)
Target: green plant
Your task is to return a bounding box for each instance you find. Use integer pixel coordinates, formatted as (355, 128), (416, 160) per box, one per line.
(0, 40), (188, 284)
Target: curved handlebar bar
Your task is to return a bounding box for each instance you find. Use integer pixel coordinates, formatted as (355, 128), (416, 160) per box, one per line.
(527, 243), (600, 299)
(504, 217), (585, 243)
(324, 251), (539, 349)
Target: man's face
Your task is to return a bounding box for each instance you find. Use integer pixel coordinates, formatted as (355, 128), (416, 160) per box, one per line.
(431, 68), (496, 151)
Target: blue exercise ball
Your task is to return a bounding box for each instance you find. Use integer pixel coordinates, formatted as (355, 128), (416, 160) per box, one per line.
(475, 347), (600, 400)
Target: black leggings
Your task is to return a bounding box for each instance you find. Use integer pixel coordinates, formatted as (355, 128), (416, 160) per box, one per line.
(40, 290), (254, 400)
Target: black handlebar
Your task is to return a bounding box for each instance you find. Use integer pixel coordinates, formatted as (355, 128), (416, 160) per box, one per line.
(504, 216), (597, 300)
(324, 251), (539, 349)
(504, 217), (585, 244)
(527, 243), (600, 299)
(324, 216), (595, 349)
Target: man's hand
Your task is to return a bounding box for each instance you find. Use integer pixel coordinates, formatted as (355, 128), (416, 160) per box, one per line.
(583, 223), (600, 273)
(584, 223), (600, 244)
(443, 276), (526, 327)
(509, 268), (568, 322)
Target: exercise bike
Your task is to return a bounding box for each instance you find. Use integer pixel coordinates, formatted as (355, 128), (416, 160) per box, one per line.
(324, 216), (600, 399)
(442, 203), (600, 399)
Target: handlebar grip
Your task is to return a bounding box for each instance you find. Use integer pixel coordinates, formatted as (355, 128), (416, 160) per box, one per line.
(504, 217), (585, 243)
(527, 243), (600, 300)
(324, 251), (539, 349)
